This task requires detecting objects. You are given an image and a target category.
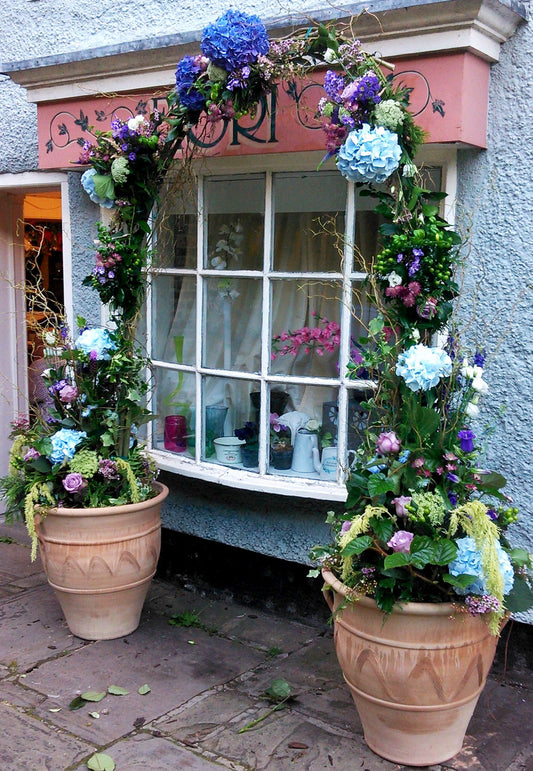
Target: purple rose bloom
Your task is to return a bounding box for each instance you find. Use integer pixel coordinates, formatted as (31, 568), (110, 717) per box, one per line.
(457, 429), (476, 453)
(23, 447), (41, 462)
(62, 472), (86, 494)
(58, 384), (78, 404)
(391, 496), (412, 517)
(387, 530), (414, 553)
(376, 431), (401, 455)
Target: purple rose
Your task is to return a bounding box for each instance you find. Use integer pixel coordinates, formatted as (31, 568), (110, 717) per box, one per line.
(23, 448), (41, 462)
(376, 431), (401, 455)
(387, 530), (414, 553)
(62, 472), (86, 494)
(458, 429), (475, 453)
(391, 496), (412, 517)
(58, 385), (78, 404)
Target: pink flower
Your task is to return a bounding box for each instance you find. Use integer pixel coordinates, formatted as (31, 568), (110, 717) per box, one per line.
(411, 456), (425, 468)
(58, 385), (78, 404)
(387, 530), (414, 553)
(376, 431), (401, 454)
(391, 496), (411, 517)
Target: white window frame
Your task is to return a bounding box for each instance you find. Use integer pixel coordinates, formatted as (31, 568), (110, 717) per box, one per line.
(146, 146), (457, 501)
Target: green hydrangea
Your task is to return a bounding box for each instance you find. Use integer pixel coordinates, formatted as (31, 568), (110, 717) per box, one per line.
(374, 99), (405, 131)
(410, 491), (446, 526)
(111, 156), (130, 184)
(206, 63), (228, 83)
(69, 449), (99, 478)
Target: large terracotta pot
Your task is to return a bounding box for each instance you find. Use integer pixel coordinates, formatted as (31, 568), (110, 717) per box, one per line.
(322, 568), (500, 766)
(35, 482), (168, 641)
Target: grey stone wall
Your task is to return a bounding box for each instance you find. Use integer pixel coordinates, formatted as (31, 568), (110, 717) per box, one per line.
(456, 13), (533, 619)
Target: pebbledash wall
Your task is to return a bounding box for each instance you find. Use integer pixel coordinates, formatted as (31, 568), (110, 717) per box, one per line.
(1, 1), (532, 611)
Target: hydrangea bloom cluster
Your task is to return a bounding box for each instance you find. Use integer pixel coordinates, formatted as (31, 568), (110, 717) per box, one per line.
(201, 10), (269, 71)
(75, 328), (117, 361)
(336, 123), (401, 183)
(448, 536), (515, 597)
(396, 344), (453, 392)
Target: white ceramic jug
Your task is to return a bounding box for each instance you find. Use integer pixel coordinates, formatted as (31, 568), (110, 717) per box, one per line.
(291, 429), (319, 473)
(312, 445), (338, 480)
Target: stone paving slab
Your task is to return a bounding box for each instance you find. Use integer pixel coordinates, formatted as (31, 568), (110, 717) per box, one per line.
(29, 616), (266, 746)
(72, 733), (229, 770)
(0, 584), (82, 671)
(0, 701), (92, 770)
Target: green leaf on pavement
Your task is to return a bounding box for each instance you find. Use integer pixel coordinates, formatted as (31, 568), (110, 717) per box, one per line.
(87, 752), (115, 771)
(81, 691), (106, 702)
(107, 685), (129, 696)
(138, 684), (151, 695)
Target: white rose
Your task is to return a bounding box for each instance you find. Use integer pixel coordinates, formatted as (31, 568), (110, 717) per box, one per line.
(471, 376), (489, 394)
(324, 48), (337, 63)
(44, 331), (56, 346)
(127, 114), (145, 131)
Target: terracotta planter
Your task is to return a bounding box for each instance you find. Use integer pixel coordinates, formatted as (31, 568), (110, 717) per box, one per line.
(35, 482), (168, 641)
(322, 568), (500, 766)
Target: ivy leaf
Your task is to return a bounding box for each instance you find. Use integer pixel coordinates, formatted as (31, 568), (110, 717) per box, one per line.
(87, 753), (115, 771)
(369, 516), (394, 544)
(432, 538), (458, 566)
(510, 548), (532, 568)
(409, 536), (435, 569)
(81, 691), (106, 702)
(442, 572), (477, 589)
(384, 552), (411, 569)
(341, 535), (373, 557)
(367, 474), (398, 499)
(107, 685), (129, 696)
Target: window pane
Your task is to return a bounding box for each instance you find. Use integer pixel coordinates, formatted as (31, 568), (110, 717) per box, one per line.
(270, 278), (342, 379)
(156, 169), (197, 269)
(153, 367), (196, 456)
(204, 176), (264, 271)
(203, 278), (262, 370)
(272, 171), (346, 272)
(203, 375), (260, 465)
(151, 274), (196, 365)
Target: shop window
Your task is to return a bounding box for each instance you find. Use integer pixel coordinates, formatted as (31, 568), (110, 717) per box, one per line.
(147, 160), (442, 498)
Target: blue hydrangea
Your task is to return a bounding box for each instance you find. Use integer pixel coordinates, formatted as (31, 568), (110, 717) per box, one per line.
(80, 169), (115, 208)
(175, 56), (206, 112)
(396, 344), (453, 392)
(49, 428), (87, 465)
(336, 123), (401, 183)
(448, 536), (515, 596)
(201, 9), (269, 71)
(75, 328), (117, 360)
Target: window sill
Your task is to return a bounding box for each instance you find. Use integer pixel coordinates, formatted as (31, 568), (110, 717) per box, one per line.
(150, 449), (348, 502)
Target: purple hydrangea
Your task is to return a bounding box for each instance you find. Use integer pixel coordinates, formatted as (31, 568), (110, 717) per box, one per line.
(201, 10), (269, 71)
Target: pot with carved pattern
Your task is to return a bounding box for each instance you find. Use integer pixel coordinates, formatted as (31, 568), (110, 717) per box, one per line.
(35, 482), (168, 640)
(322, 568), (502, 766)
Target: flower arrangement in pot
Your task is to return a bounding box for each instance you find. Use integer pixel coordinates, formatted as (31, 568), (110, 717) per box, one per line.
(305, 24), (533, 766)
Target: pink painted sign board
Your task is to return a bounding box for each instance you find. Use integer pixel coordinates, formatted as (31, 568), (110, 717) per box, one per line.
(37, 52), (489, 170)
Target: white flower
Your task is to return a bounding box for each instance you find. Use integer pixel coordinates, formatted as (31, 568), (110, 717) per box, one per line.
(471, 376), (489, 394)
(386, 271), (402, 287)
(306, 419), (320, 432)
(411, 328), (420, 342)
(466, 402), (480, 418)
(42, 368), (52, 379)
(324, 48), (337, 63)
(44, 331), (57, 346)
(127, 114), (145, 131)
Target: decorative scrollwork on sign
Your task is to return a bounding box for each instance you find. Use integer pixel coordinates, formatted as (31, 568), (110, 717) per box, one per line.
(390, 70), (445, 119)
(44, 99), (151, 154)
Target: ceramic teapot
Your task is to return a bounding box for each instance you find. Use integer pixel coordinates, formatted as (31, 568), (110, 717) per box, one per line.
(312, 445), (338, 480)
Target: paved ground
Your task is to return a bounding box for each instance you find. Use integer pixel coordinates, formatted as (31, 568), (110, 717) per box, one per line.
(1, 518), (533, 771)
